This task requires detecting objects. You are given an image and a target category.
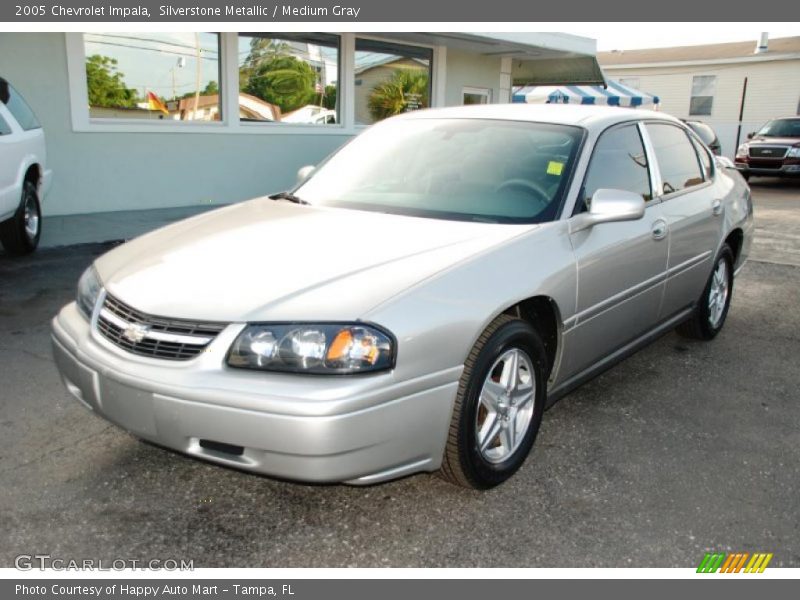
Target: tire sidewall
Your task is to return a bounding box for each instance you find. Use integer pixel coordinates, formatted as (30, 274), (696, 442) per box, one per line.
(20, 181), (41, 251)
(698, 245), (734, 339)
(460, 321), (547, 487)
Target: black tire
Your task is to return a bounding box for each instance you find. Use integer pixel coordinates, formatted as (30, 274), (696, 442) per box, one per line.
(439, 314), (547, 489)
(742, 173), (750, 182)
(677, 245), (734, 340)
(0, 181), (41, 256)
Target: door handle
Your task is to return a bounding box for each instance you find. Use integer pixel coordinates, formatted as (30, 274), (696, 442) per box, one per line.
(651, 219), (668, 240)
(712, 199), (724, 216)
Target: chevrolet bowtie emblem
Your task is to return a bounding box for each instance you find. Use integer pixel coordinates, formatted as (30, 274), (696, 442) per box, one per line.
(122, 322), (150, 343)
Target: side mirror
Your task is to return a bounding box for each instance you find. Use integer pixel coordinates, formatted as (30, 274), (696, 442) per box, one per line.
(746, 132), (755, 140)
(570, 189), (646, 233)
(716, 156), (736, 169)
(296, 165), (315, 184)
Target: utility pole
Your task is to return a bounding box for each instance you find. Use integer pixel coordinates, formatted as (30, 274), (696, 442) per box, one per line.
(192, 33), (202, 121)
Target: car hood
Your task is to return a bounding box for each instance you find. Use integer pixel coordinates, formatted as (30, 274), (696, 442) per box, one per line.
(95, 198), (534, 322)
(750, 136), (800, 146)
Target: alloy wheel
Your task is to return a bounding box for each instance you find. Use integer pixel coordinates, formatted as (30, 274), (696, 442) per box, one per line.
(708, 257), (729, 328)
(475, 348), (536, 463)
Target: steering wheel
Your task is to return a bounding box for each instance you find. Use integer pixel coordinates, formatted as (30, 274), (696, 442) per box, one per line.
(495, 179), (551, 213)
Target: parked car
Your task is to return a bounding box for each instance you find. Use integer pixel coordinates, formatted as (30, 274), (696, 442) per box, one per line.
(52, 105), (753, 489)
(735, 117), (800, 180)
(682, 119), (722, 155)
(0, 77), (51, 255)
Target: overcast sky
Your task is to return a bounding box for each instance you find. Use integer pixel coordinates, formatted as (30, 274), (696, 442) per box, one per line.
(557, 23), (799, 51)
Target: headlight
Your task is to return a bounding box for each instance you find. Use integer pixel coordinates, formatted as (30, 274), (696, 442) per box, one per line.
(736, 143), (749, 158)
(788, 147), (800, 158)
(76, 265), (102, 319)
(227, 323), (394, 374)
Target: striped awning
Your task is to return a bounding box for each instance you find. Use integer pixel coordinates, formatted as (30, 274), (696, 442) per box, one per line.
(512, 80), (660, 108)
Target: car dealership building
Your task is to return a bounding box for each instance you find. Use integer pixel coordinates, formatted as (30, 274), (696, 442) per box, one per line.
(0, 32), (603, 245)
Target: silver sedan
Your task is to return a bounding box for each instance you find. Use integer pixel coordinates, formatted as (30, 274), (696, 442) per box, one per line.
(51, 105), (753, 489)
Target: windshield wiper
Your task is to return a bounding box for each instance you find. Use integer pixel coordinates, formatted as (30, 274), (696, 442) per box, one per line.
(269, 191), (309, 205)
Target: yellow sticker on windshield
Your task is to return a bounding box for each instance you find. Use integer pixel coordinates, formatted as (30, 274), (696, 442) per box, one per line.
(547, 161), (564, 176)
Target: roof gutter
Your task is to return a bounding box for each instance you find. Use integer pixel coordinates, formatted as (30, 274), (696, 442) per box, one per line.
(602, 52), (800, 70)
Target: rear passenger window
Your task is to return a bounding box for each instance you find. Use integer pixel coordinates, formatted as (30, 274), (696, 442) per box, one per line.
(646, 123), (704, 194)
(580, 124), (652, 212)
(0, 78), (41, 131)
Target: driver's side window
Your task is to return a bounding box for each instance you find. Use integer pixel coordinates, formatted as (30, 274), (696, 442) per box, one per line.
(579, 124), (652, 213)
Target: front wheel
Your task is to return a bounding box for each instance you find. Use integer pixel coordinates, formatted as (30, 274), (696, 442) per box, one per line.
(439, 314), (547, 489)
(0, 181), (41, 255)
(677, 245), (734, 340)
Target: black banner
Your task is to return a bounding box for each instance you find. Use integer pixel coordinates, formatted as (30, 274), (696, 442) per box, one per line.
(3, 0), (800, 22)
(4, 579), (800, 600)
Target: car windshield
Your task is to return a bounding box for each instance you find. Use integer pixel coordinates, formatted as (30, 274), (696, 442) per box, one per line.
(756, 118), (800, 138)
(295, 118), (584, 223)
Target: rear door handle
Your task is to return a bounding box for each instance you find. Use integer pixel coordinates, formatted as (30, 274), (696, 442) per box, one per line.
(712, 199), (724, 216)
(652, 219), (668, 240)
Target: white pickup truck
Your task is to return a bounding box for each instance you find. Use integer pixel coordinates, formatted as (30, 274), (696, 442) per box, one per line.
(0, 77), (51, 255)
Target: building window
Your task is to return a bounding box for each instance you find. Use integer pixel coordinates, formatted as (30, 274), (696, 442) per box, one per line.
(354, 39), (433, 125)
(689, 75), (716, 116)
(238, 33), (340, 125)
(618, 77), (640, 90)
(83, 33), (222, 122)
(462, 87), (491, 105)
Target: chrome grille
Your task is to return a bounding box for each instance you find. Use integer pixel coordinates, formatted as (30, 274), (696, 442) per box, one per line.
(96, 293), (226, 361)
(749, 145), (788, 159)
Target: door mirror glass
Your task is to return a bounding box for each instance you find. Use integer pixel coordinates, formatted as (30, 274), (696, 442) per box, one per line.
(296, 165), (315, 184)
(571, 188), (645, 233)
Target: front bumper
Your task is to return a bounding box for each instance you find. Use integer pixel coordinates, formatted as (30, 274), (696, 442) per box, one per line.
(735, 161), (800, 177)
(51, 302), (460, 484)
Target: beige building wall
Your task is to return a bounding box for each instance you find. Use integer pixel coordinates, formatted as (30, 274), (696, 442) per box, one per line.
(604, 59), (800, 157)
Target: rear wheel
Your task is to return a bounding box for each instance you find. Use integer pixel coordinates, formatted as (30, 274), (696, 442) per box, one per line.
(439, 314), (547, 489)
(677, 245), (734, 340)
(0, 181), (41, 255)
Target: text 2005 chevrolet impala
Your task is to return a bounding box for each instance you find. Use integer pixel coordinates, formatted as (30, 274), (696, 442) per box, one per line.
(52, 105), (753, 489)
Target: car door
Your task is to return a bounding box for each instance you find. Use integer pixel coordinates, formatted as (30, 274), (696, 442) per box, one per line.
(643, 122), (720, 317)
(0, 106), (20, 218)
(562, 122), (669, 378)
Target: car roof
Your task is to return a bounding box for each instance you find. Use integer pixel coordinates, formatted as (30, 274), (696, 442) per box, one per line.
(399, 103), (681, 131)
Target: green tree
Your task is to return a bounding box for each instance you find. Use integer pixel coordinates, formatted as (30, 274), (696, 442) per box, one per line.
(243, 55), (317, 114)
(239, 38), (291, 92)
(202, 80), (219, 95)
(180, 80), (219, 99)
(322, 84), (337, 111)
(367, 69), (429, 121)
(85, 54), (138, 108)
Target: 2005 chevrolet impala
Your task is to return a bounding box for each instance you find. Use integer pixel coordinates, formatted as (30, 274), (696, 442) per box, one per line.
(52, 105), (753, 489)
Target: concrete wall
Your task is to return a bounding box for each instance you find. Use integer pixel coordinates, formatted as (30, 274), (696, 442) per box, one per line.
(443, 49), (503, 106)
(0, 33), (351, 217)
(604, 59), (800, 157)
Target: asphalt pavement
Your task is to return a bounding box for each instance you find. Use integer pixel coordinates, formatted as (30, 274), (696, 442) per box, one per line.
(1, 180), (798, 568)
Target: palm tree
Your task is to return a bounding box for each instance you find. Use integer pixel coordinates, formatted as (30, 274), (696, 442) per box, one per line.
(244, 55), (317, 113)
(367, 69), (429, 121)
